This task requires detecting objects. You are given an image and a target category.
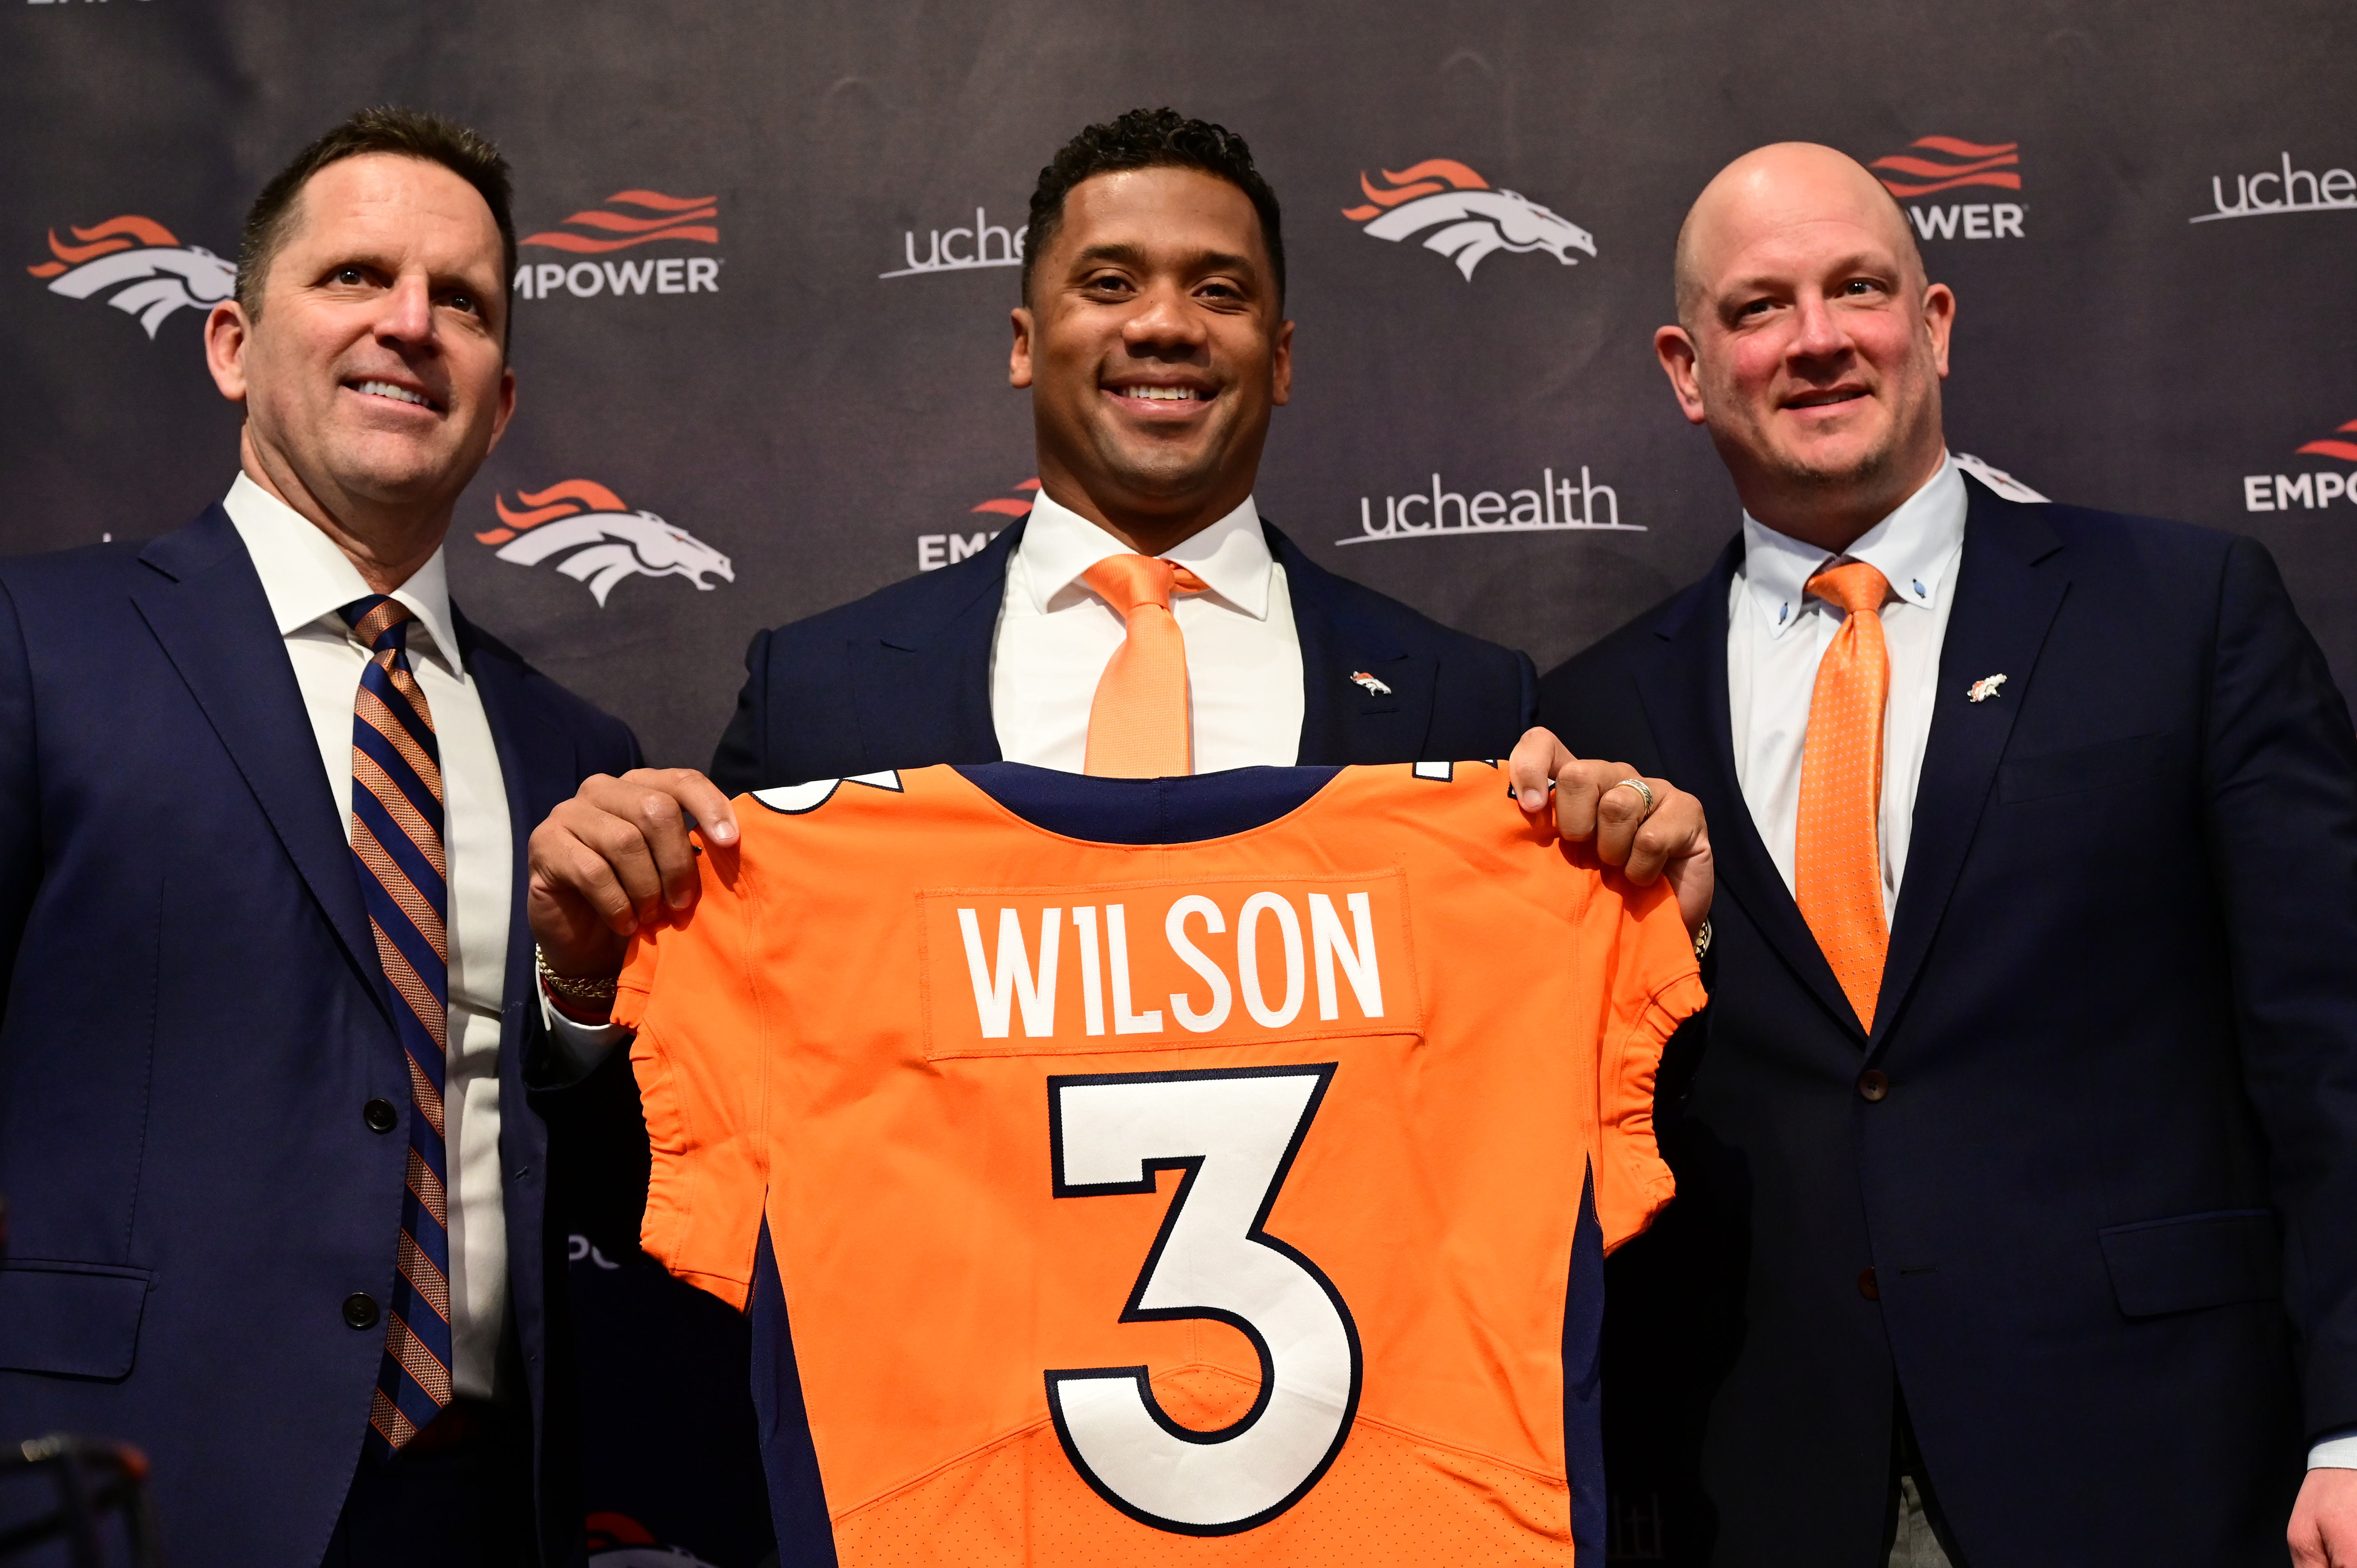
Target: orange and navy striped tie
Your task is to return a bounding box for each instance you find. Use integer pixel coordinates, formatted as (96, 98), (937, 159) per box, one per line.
(342, 596), (454, 1451)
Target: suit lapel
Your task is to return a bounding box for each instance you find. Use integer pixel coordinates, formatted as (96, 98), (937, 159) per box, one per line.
(846, 520), (1012, 767)
(457, 607), (579, 1037)
(1871, 484), (2069, 1046)
(1274, 527), (1435, 764)
(1637, 540), (1864, 1037)
(129, 506), (385, 1008)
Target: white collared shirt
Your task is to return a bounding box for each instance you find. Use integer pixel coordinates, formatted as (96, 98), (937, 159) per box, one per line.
(989, 490), (1306, 772)
(222, 472), (512, 1401)
(1726, 456), (1971, 920)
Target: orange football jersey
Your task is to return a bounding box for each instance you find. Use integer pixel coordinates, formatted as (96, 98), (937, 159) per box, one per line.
(615, 761), (1704, 1565)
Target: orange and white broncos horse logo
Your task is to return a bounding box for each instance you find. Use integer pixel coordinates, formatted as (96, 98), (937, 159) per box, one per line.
(478, 481), (733, 606)
(1343, 160), (1595, 280)
(28, 216), (236, 337)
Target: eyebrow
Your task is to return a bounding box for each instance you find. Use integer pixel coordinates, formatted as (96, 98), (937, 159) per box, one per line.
(1721, 250), (1901, 298)
(1068, 242), (1261, 281)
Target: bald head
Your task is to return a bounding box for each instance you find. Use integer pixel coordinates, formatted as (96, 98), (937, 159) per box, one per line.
(1673, 143), (1924, 328)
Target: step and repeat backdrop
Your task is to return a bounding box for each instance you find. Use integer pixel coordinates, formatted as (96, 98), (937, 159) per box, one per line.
(5, 0), (2352, 1562)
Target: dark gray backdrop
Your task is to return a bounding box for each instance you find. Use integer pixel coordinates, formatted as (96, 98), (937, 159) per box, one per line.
(6, 2), (2353, 1561)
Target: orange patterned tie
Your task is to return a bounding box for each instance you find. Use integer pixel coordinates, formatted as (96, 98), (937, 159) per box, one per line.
(1796, 561), (1893, 1029)
(1081, 554), (1209, 778)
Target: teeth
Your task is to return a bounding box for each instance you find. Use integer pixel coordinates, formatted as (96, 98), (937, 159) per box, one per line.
(356, 380), (429, 407)
(1124, 386), (1199, 401)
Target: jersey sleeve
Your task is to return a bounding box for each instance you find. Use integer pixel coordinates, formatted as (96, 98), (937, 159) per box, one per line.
(1579, 861), (1709, 1254)
(612, 827), (772, 1309)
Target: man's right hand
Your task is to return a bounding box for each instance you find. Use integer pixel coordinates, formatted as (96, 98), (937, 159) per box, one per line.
(527, 767), (741, 987)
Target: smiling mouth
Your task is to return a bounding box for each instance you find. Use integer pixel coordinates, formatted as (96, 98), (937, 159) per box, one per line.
(350, 379), (443, 413)
(1107, 383), (1210, 404)
(1786, 388), (1867, 411)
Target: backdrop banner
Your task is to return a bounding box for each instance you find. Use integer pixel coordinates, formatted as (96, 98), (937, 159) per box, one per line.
(5, 2), (2352, 1561)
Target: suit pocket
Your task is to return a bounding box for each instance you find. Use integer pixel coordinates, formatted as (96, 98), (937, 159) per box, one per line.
(1999, 733), (2165, 803)
(2099, 1210), (2279, 1318)
(0, 1261), (151, 1378)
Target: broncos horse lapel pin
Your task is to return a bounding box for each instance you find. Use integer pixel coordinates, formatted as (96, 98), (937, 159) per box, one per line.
(1966, 673), (2009, 704)
(1349, 670), (1394, 697)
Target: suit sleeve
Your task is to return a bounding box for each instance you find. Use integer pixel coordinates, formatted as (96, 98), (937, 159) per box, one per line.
(2199, 534), (2357, 1436)
(0, 577), (37, 1026)
(709, 628), (773, 797)
(612, 835), (772, 1309)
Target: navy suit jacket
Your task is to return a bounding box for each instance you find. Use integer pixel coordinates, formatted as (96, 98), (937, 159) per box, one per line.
(1539, 480), (2357, 1566)
(709, 518), (1536, 790)
(0, 507), (639, 1566)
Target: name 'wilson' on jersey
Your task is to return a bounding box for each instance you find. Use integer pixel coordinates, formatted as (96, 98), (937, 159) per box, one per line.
(613, 761), (1705, 1566)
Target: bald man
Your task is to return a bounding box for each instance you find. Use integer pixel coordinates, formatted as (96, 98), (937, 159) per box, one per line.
(1532, 144), (2357, 1566)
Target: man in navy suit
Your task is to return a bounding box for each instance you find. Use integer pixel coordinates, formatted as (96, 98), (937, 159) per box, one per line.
(1531, 142), (2357, 1565)
(0, 109), (637, 1565)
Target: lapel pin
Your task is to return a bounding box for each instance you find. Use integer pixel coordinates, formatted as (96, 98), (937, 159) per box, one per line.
(1966, 673), (2008, 703)
(1349, 670), (1393, 696)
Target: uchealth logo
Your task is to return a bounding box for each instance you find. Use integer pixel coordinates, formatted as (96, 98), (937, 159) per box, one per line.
(27, 214), (235, 336)
(1868, 137), (2026, 242)
(476, 479), (733, 604)
(2243, 420), (2357, 513)
(1341, 465), (1637, 545)
(1342, 160), (1594, 281)
(882, 204), (1028, 279)
(513, 190), (721, 302)
(2192, 152), (2357, 223)
(918, 477), (1035, 571)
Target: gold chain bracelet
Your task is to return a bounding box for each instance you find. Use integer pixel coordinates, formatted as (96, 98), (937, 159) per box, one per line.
(536, 946), (619, 1003)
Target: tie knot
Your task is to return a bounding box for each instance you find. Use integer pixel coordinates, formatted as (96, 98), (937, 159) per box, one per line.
(340, 595), (415, 653)
(1805, 561), (1891, 618)
(1081, 554), (1209, 618)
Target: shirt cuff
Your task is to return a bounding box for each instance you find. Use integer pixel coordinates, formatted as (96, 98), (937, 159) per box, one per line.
(538, 983), (631, 1082)
(2309, 1429), (2357, 1470)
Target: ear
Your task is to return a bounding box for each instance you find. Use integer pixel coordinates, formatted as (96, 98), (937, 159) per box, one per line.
(1921, 281), (1956, 380)
(205, 299), (253, 405)
(1654, 324), (1708, 426)
(484, 364), (518, 454)
(1269, 316), (1294, 408)
(1009, 305), (1035, 389)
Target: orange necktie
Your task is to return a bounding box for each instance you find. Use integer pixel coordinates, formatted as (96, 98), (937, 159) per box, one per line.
(1795, 560), (1892, 1029)
(1081, 554), (1208, 778)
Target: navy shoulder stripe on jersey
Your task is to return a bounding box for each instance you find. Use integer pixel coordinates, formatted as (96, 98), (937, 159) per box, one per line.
(953, 763), (1343, 846)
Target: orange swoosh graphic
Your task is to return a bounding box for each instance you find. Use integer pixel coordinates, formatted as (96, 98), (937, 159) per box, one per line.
(493, 479), (629, 532)
(37, 214), (183, 268)
(1380, 159), (1489, 191)
(560, 207), (720, 233)
(606, 190), (718, 211)
(1869, 153), (2019, 179)
(518, 225), (719, 252)
(971, 498), (1033, 517)
(1876, 172), (2022, 195)
(1908, 137), (2018, 158)
(2297, 440), (2357, 462)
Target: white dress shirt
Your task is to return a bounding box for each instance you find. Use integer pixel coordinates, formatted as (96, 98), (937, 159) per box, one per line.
(1727, 457), (1969, 920)
(990, 490), (1305, 771)
(223, 473), (511, 1401)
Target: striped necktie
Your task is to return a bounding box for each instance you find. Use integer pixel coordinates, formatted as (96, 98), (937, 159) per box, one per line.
(341, 595), (454, 1451)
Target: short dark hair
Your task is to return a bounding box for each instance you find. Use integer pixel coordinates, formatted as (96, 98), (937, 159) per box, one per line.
(1022, 107), (1285, 309)
(238, 105), (516, 342)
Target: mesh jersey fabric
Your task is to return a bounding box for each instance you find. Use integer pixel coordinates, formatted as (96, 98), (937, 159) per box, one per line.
(614, 761), (1706, 1566)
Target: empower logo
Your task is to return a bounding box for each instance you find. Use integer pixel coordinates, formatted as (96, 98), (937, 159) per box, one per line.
(513, 190), (721, 301)
(27, 215), (234, 336)
(1342, 160), (1594, 281)
(1868, 137), (2026, 241)
(2243, 420), (2357, 512)
(477, 479), (733, 604)
(917, 477), (1035, 571)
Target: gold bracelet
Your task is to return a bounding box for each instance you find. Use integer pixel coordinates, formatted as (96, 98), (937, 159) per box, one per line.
(1692, 918), (1713, 964)
(536, 946), (619, 1003)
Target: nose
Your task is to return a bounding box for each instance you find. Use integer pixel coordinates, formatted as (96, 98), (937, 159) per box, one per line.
(1120, 279), (1209, 358)
(375, 272), (436, 349)
(1788, 289), (1850, 363)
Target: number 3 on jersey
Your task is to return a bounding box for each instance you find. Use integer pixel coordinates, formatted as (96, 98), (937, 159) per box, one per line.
(1044, 1065), (1364, 1535)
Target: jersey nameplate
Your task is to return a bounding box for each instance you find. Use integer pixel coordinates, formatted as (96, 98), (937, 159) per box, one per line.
(918, 870), (1420, 1060)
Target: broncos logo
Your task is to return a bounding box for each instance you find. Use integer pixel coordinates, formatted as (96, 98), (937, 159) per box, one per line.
(28, 216), (237, 337)
(1343, 160), (1596, 281)
(477, 480), (734, 607)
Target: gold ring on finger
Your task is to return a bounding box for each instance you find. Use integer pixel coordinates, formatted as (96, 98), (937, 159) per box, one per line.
(1611, 777), (1656, 814)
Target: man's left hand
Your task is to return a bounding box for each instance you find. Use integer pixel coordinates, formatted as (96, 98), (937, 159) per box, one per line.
(2290, 1468), (2357, 1566)
(1508, 727), (1714, 937)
